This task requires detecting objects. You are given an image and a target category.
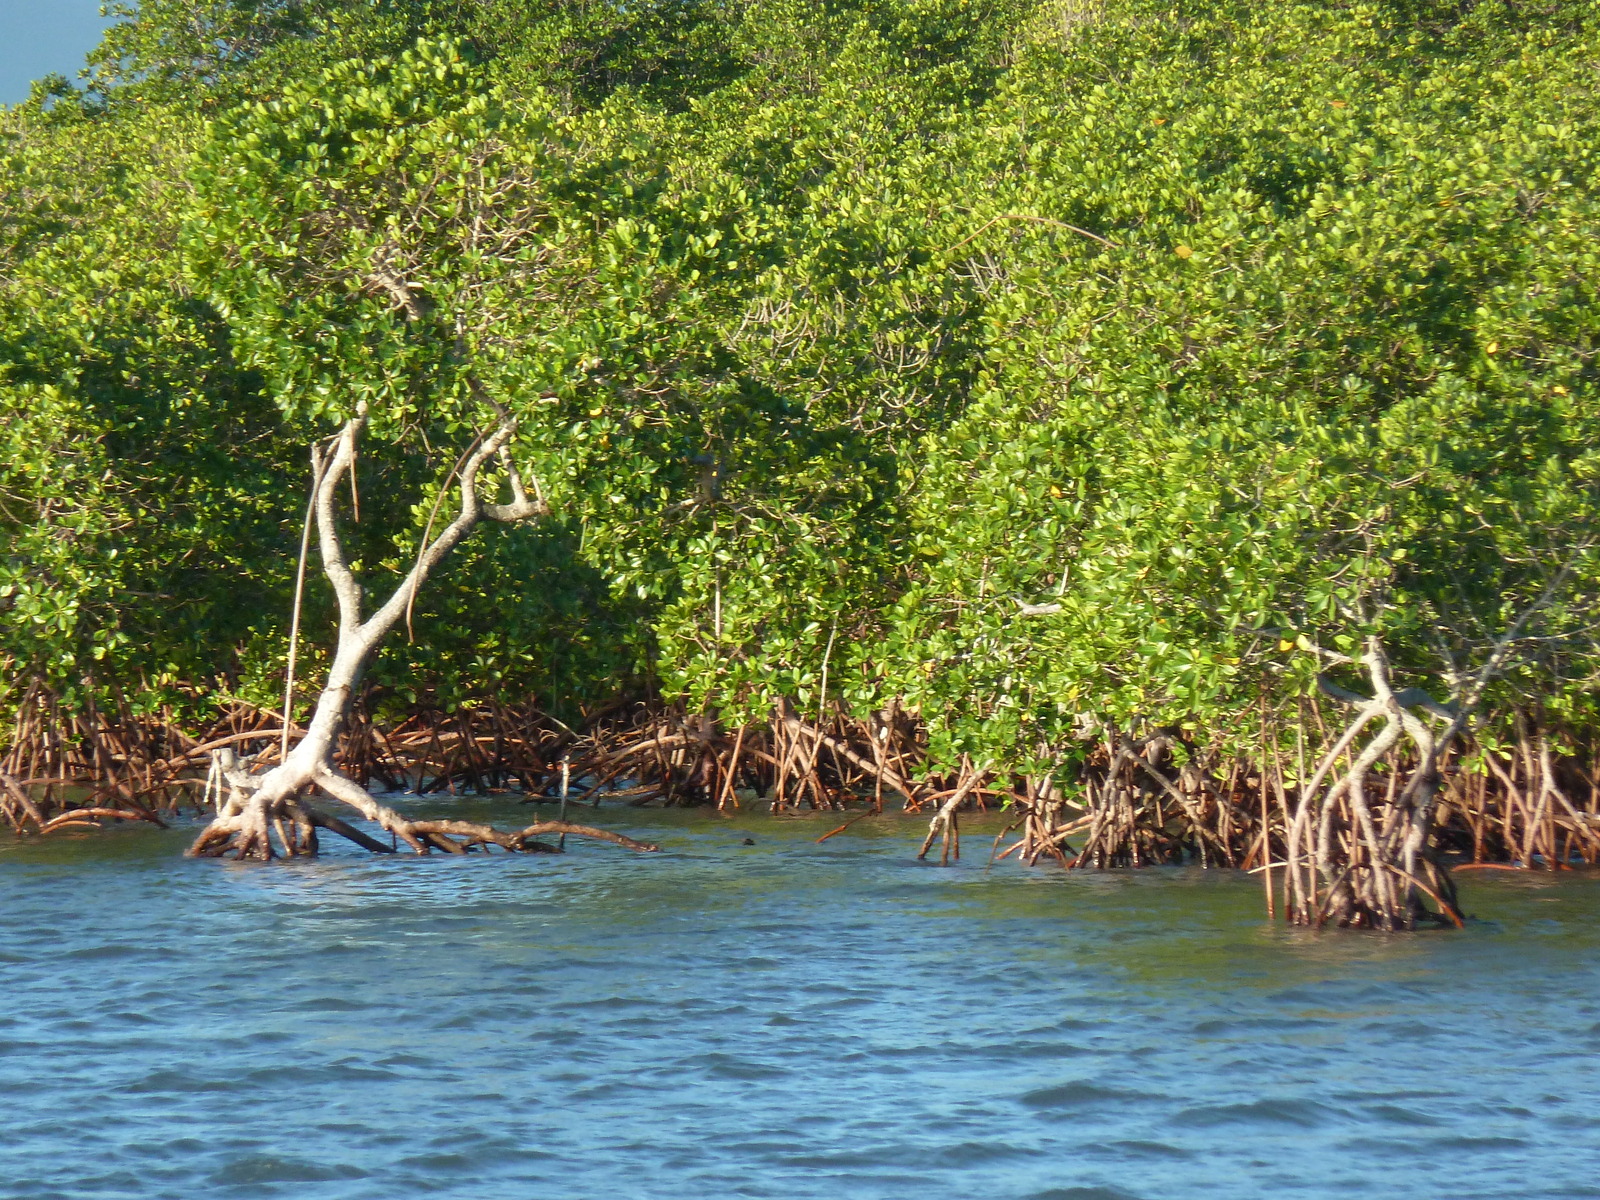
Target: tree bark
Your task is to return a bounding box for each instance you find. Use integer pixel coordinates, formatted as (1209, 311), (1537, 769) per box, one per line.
(187, 407), (656, 861)
(1287, 639), (1462, 929)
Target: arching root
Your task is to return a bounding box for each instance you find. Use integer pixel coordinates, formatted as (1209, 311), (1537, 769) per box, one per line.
(1285, 639), (1465, 930)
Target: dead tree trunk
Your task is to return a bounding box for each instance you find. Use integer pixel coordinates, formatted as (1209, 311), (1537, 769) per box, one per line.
(187, 405), (655, 861)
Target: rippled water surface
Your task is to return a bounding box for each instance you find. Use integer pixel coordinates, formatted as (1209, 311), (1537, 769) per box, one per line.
(4, 803), (1600, 1199)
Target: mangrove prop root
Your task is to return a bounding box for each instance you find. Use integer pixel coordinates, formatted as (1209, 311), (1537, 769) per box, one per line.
(0, 771), (46, 832)
(8, 517), (1596, 923)
(917, 763), (980, 865)
(39, 807), (165, 833)
(14, 670), (1599, 892)
(1284, 639), (1465, 930)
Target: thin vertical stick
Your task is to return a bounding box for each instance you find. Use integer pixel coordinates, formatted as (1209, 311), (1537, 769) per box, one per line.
(717, 724), (747, 813)
(817, 618), (838, 724)
(348, 444), (361, 523)
(282, 445), (327, 762)
(773, 714), (792, 812)
(1260, 694), (1275, 919)
(1292, 699), (1309, 920)
(1270, 739), (1291, 918)
(795, 619), (840, 807)
(871, 716), (886, 813)
(559, 757), (570, 849)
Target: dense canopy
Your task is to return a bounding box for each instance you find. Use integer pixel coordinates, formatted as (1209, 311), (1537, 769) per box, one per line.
(5, 0), (1600, 793)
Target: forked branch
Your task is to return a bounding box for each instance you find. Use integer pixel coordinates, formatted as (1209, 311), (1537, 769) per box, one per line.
(185, 409), (650, 862)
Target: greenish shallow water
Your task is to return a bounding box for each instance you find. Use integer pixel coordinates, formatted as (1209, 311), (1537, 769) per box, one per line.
(3, 801), (1599, 1199)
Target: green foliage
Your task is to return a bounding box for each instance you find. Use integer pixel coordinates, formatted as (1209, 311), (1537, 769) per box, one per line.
(6, 0), (1600, 771)
(87, 0), (335, 92)
(0, 97), (302, 712)
(872, 0), (1600, 768)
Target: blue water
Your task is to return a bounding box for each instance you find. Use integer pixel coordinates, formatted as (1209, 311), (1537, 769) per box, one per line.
(3, 803), (1599, 1199)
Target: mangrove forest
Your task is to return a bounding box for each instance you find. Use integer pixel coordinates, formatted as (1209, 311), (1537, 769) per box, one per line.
(6, 0), (1600, 932)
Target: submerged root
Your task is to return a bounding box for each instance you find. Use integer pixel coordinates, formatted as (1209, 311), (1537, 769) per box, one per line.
(916, 763), (982, 865)
(186, 753), (656, 861)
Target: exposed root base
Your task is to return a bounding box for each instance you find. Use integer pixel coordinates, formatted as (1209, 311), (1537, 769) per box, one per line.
(186, 760), (656, 861)
(1285, 855), (1464, 931)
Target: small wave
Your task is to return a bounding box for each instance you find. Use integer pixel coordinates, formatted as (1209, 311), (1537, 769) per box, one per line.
(284, 995), (371, 1012)
(1421, 1134), (1532, 1152)
(780, 1141), (1036, 1169)
(1005, 1040), (1098, 1060)
(120, 1068), (237, 1094)
(681, 1052), (790, 1081)
(397, 1152), (473, 1172)
(1172, 1097), (1337, 1129)
(239, 1062), (398, 1086)
(1192, 1016), (1327, 1035)
(209, 1155), (367, 1184)
(1359, 1102), (1444, 1127)
(1021, 1080), (1157, 1112)
(61, 943), (154, 960)
(1095, 1139), (1195, 1161)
